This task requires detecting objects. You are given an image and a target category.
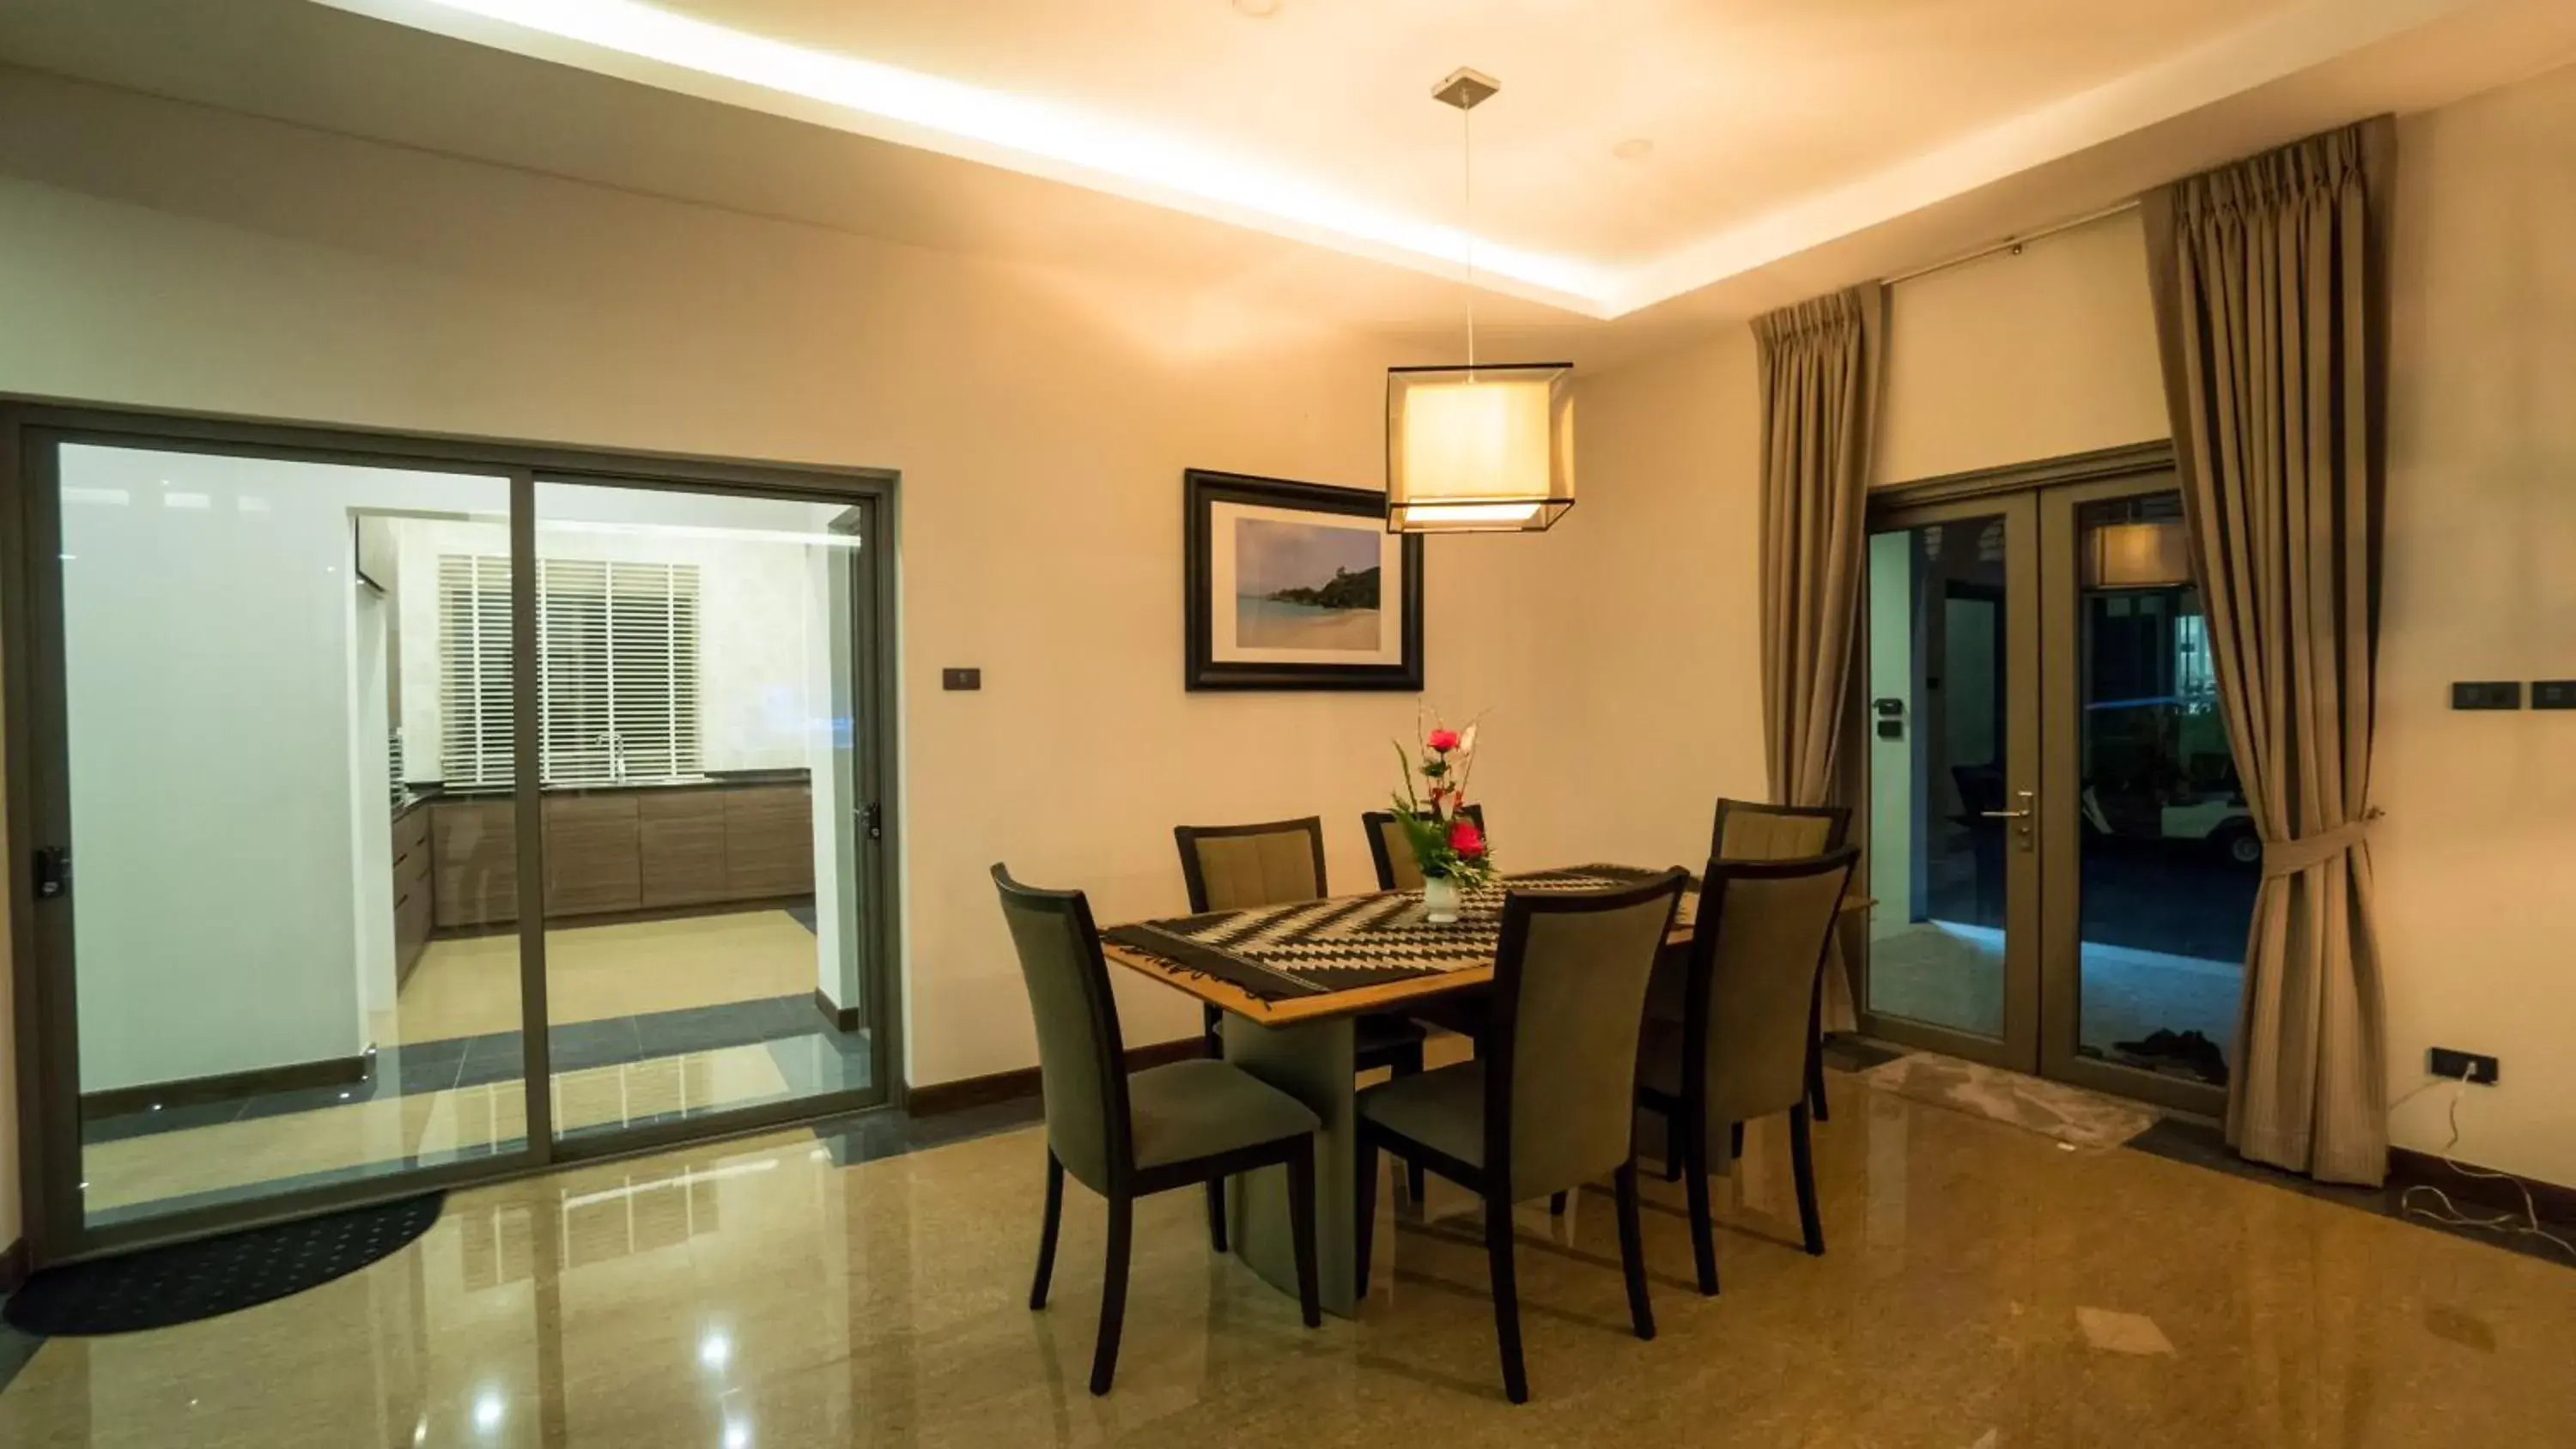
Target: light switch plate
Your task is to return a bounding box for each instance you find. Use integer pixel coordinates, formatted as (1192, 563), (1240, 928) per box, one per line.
(941, 667), (982, 692)
(2451, 681), (2521, 711)
(2531, 680), (2576, 711)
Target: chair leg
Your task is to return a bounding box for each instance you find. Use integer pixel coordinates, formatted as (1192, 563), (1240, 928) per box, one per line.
(1206, 1175), (1229, 1254)
(1807, 1040), (1831, 1122)
(1685, 1107), (1720, 1297)
(1089, 1191), (1133, 1396)
(1354, 1137), (1380, 1300)
(1729, 1121), (1745, 1161)
(1030, 1149), (1065, 1311)
(1656, 1105), (1683, 1181)
(1548, 1191), (1568, 1216)
(1613, 1158), (1656, 1341)
(1790, 1102), (1826, 1257)
(1395, 1043), (1426, 1204)
(1286, 1137), (1322, 1330)
(1484, 1191), (1529, 1404)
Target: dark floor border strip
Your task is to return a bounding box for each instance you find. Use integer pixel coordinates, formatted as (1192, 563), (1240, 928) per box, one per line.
(80, 1054), (369, 1120)
(907, 1036), (1206, 1118)
(811, 989), (860, 1034)
(2391, 1147), (2576, 1228)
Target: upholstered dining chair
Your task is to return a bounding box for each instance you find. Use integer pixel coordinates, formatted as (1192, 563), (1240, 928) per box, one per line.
(1709, 798), (1854, 1127)
(992, 864), (1322, 1396)
(1634, 847), (1860, 1296)
(1360, 805), (1497, 1048)
(1353, 869), (1688, 1404)
(1359, 803), (1487, 892)
(1176, 817), (1431, 1224)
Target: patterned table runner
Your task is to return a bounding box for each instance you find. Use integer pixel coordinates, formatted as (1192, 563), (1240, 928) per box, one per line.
(1103, 864), (1692, 1003)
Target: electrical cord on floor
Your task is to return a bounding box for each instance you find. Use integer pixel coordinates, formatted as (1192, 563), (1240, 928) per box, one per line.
(2395, 1062), (2576, 1263)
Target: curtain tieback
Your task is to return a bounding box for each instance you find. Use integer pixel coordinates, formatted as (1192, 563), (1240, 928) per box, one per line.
(2259, 813), (2378, 879)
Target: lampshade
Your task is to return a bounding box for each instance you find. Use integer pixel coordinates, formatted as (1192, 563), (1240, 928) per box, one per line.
(1384, 362), (1575, 533)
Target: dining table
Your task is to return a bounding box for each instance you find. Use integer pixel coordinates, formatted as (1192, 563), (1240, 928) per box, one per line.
(1098, 863), (1868, 1318)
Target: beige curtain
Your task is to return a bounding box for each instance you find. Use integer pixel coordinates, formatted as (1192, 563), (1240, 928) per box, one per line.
(1754, 285), (1886, 1032)
(2142, 118), (2394, 1185)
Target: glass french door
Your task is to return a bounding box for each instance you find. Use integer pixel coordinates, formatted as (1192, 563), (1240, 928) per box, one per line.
(1859, 496), (2043, 1069)
(1862, 474), (2248, 1113)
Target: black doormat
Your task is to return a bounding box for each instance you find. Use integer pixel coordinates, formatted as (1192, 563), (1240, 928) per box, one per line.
(2, 1192), (443, 1336)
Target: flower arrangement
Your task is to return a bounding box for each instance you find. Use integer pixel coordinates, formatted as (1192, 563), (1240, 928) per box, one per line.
(1391, 709), (1495, 892)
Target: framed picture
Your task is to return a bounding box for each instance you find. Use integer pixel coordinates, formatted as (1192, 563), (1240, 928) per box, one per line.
(1184, 469), (1424, 692)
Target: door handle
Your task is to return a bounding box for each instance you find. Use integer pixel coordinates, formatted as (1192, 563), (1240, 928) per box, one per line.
(1984, 790), (2037, 851)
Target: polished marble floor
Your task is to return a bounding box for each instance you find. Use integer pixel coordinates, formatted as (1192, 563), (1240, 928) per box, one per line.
(10, 1063), (2574, 1447)
(77, 912), (870, 1227)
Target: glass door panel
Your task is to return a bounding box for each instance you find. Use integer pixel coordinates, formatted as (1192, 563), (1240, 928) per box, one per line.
(52, 444), (531, 1231)
(526, 481), (881, 1145)
(2040, 485), (2251, 1110)
(1861, 498), (2040, 1064)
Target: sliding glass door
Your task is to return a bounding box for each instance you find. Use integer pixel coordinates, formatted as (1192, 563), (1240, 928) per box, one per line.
(526, 481), (881, 1147)
(1861, 470), (2245, 1113)
(38, 444), (538, 1238)
(9, 409), (898, 1261)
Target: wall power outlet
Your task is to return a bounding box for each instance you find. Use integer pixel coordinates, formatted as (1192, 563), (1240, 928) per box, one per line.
(2428, 1047), (2500, 1085)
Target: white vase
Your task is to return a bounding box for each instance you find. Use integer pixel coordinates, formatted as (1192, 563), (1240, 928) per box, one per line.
(1421, 874), (1461, 925)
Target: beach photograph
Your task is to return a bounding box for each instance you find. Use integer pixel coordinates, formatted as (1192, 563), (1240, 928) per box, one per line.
(1232, 515), (1385, 651)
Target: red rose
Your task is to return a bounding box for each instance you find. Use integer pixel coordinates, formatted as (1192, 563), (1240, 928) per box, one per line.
(1448, 819), (1485, 858)
(1426, 728), (1461, 752)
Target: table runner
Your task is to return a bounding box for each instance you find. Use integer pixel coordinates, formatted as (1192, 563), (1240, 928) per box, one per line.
(1103, 864), (1690, 1004)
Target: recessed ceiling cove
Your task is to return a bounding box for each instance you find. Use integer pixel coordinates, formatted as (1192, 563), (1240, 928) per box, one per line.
(314, 0), (2500, 318)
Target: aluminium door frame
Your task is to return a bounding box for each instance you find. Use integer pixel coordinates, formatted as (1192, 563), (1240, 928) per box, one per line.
(1851, 491), (2044, 1071)
(1, 396), (906, 1266)
(1855, 441), (2216, 1106)
(2035, 470), (2229, 1117)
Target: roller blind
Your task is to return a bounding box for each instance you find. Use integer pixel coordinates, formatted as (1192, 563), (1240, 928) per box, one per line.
(438, 555), (702, 788)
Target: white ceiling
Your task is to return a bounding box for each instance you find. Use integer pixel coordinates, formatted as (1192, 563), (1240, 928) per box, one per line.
(6, 0), (2576, 360)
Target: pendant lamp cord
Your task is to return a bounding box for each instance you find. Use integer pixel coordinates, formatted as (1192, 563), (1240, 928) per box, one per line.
(1461, 97), (1476, 371)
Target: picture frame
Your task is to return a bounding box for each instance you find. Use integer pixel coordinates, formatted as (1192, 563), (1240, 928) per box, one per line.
(1183, 469), (1425, 692)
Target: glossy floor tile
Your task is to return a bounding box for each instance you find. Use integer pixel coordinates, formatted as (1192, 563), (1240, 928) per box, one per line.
(9, 1065), (2574, 1446)
(385, 911), (822, 1043)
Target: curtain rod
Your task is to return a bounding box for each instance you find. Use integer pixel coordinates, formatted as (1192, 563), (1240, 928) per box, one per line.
(1881, 198), (2142, 288)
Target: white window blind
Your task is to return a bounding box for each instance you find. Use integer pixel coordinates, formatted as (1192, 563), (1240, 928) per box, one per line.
(438, 555), (703, 788)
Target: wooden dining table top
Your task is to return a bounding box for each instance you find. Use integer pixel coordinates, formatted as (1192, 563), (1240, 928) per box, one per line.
(1098, 864), (1870, 1028)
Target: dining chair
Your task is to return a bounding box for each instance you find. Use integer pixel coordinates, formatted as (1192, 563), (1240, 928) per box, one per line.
(993, 864), (1323, 1396)
(1709, 798), (1854, 1130)
(1176, 816), (1431, 1223)
(1359, 805), (1497, 1046)
(1634, 847), (1860, 1297)
(1352, 869), (1688, 1404)
(1359, 803), (1487, 892)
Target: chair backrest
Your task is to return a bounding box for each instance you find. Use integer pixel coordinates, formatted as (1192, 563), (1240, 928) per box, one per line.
(1360, 803), (1487, 891)
(1483, 869), (1689, 1200)
(1711, 798), (1851, 862)
(1173, 816), (1327, 912)
(1682, 848), (1861, 1124)
(991, 864), (1133, 1192)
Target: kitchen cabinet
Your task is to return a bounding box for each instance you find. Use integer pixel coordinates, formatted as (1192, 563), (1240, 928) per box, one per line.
(392, 802), (434, 982)
(640, 790), (731, 908)
(426, 776), (813, 932)
(544, 793), (642, 915)
(724, 785), (815, 899)
(431, 799), (518, 930)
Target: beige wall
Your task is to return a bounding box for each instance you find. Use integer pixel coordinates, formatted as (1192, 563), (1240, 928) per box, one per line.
(1859, 63), (2576, 1186)
(1874, 209), (2170, 487)
(1523, 328), (1772, 870)
(0, 67), (1558, 1121)
(2376, 63), (2576, 1189)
